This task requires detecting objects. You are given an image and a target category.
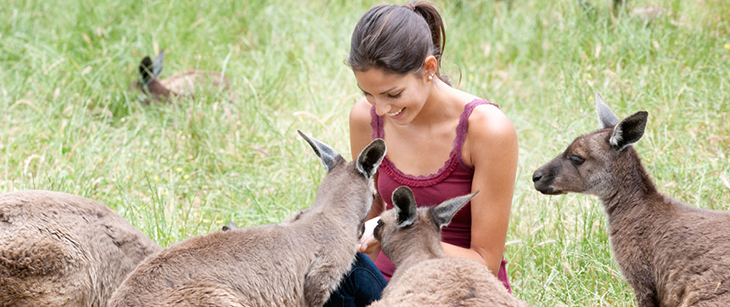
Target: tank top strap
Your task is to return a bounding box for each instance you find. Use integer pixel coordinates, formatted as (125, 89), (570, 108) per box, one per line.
(453, 99), (499, 168)
(370, 105), (384, 140)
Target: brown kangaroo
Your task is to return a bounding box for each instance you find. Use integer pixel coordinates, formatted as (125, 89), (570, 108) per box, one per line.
(0, 190), (161, 307)
(532, 93), (730, 307)
(108, 130), (387, 307)
(369, 186), (528, 307)
(131, 50), (231, 104)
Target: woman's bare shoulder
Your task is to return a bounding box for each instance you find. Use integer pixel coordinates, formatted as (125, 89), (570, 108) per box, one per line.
(349, 97), (375, 156)
(349, 97), (372, 128)
(464, 103), (518, 166)
(468, 103), (516, 141)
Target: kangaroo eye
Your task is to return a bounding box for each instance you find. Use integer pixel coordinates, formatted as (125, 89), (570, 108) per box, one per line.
(373, 219), (384, 239)
(570, 155), (585, 165)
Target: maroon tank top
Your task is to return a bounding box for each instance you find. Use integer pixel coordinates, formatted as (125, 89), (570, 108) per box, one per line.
(370, 99), (512, 292)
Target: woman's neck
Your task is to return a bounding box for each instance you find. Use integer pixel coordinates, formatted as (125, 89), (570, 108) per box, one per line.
(410, 79), (474, 128)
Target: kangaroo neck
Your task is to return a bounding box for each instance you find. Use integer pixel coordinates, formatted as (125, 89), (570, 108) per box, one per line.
(391, 241), (446, 273)
(146, 80), (169, 96)
(295, 208), (358, 236)
(387, 242), (445, 287)
(599, 149), (659, 219)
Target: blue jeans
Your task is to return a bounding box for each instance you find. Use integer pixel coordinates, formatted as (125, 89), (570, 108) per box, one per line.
(324, 253), (388, 307)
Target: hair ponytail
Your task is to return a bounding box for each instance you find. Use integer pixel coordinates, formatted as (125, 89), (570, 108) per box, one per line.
(406, 2), (445, 68)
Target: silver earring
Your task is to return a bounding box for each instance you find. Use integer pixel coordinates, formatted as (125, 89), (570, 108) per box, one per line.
(428, 74), (434, 81)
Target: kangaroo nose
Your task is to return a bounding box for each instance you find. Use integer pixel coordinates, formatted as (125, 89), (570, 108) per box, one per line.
(532, 171), (543, 183)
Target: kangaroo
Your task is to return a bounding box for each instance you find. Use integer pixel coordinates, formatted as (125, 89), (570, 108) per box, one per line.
(0, 190), (161, 307)
(369, 186), (528, 307)
(108, 130), (387, 307)
(532, 93), (730, 307)
(131, 50), (231, 104)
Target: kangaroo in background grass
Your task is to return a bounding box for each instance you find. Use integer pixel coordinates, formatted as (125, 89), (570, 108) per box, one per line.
(0, 190), (161, 307)
(532, 93), (730, 307)
(369, 186), (528, 307)
(131, 50), (231, 104)
(109, 130), (387, 307)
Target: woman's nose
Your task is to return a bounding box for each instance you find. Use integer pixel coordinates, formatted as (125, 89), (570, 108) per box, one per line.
(374, 100), (391, 117)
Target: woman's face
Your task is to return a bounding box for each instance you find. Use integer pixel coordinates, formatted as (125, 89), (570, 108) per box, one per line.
(354, 68), (431, 126)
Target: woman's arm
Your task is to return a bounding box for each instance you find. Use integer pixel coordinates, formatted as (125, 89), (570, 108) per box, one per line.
(443, 104), (518, 276)
(350, 97), (385, 261)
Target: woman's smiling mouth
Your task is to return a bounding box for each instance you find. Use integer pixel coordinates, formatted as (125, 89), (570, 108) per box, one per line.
(388, 107), (404, 117)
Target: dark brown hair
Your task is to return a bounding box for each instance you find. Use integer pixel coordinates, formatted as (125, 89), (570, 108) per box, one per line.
(348, 1), (448, 84)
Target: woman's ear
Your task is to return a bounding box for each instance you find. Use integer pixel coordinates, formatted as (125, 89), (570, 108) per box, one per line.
(422, 55), (438, 79)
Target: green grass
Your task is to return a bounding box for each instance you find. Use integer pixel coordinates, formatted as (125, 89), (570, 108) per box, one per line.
(1, 0), (729, 305)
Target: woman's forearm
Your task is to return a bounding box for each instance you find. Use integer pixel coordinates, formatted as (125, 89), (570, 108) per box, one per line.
(440, 242), (501, 276)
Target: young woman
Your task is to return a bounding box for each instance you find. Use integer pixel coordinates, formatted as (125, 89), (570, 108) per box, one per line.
(325, 2), (518, 306)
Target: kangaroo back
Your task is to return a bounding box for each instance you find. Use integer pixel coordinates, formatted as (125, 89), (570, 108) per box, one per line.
(0, 190), (161, 307)
(109, 131), (386, 307)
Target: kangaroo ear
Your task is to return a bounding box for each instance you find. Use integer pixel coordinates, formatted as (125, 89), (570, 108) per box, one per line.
(222, 221), (237, 231)
(392, 186), (417, 228)
(139, 56), (154, 85)
(297, 130), (341, 172)
(596, 93), (619, 129)
(429, 191), (479, 229)
(152, 50), (164, 78)
(610, 111), (648, 151)
(356, 138), (386, 179)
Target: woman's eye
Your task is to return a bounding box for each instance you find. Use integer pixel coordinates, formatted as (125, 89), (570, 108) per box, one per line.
(570, 155), (585, 165)
(387, 92), (402, 99)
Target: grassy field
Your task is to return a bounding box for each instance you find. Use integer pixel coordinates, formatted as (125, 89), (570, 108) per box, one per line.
(1, 0), (729, 305)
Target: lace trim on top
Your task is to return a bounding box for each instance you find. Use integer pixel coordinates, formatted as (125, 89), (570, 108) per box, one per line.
(370, 99), (499, 187)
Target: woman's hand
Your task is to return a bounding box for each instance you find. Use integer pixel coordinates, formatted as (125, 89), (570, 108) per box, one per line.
(358, 216), (382, 255)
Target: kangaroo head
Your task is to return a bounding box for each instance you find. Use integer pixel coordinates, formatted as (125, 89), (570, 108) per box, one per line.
(374, 186), (477, 263)
(297, 130), (386, 223)
(221, 221), (238, 231)
(532, 93), (648, 198)
(132, 51), (169, 104)
(138, 51), (164, 86)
